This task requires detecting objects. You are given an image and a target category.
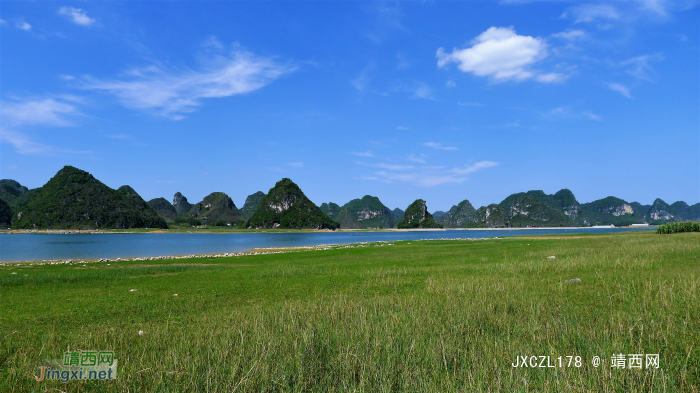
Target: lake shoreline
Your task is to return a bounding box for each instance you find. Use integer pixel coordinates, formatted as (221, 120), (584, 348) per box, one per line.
(0, 238), (498, 265)
(0, 228), (656, 264)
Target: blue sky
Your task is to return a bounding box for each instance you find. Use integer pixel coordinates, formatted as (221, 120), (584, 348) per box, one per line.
(1, 1), (698, 212)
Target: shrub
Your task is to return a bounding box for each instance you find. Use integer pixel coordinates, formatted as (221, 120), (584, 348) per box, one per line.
(656, 221), (700, 234)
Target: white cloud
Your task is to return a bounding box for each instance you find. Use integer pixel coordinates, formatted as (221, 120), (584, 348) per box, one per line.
(552, 29), (587, 40)
(620, 53), (664, 81)
(446, 80), (456, 88)
(535, 73), (568, 83)
(608, 83), (632, 98)
(423, 142), (457, 151)
(83, 48), (295, 119)
(1, 97), (80, 127)
(58, 7), (96, 26)
(286, 162), (304, 168)
(16, 20), (31, 30)
(0, 19), (6, 25)
(437, 26), (548, 82)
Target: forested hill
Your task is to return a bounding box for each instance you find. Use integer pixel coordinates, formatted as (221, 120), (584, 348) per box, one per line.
(9, 166), (167, 229)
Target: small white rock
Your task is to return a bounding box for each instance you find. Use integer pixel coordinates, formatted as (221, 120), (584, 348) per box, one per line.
(138, 330), (144, 336)
(547, 256), (556, 259)
(11, 272), (17, 275)
(173, 294), (178, 296)
(129, 289), (137, 292)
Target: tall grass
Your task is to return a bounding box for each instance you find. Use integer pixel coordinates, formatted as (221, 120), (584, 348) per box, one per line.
(657, 221), (700, 234)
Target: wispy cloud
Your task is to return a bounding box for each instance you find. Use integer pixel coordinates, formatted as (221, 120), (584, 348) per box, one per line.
(438, 26), (559, 83)
(16, 20), (31, 30)
(396, 126), (409, 130)
(352, 64), (372, 92)
(407, 153), (427, 164)
(362, 160), (498, 187)
(58, 7), (96, 26)
(542, 106), (601, 121)
(551, 29), (587, 40)
(620, 53), (664, 81)
(107, 133), (131, 140)
(458, 101), (484, 107)
(568, 4), (620, 24)
(396, 52), (412, 70)
(1, 129), (52, 155)
(1, 97), (81, 127)
(639, 0), (668, 17)
(357, 162), (415, 171)
(82, 44), (295, 119)
(362, 2), (406, 44)
(0, 128), (89, 156)
(608, 82), (632, 98)
(423, 142), (457, 151)
(399, 81), (434, 100)
(451, 161), (499, 175)
(350, 151), (374, 157)
(286, 162), (304, 168)
(535, 73), (568, 83)
(0, 96), (88, 156)
(202, 35), (224, 50)
(582, 111), (601, 121)
(446, 80), (456, 88)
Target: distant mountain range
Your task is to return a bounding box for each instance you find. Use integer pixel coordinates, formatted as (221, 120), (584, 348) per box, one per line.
(435, 189), (700, 228)
(0, 166), (697, 229)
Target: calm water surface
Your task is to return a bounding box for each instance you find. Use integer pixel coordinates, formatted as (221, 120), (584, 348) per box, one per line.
(0, 228), (654, 262)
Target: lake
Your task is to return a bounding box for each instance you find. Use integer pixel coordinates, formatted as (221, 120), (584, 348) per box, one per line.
(0, 227), (656, 262)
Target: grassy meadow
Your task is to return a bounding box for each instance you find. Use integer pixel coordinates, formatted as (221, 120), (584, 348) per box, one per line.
(1, 232), (698, 392)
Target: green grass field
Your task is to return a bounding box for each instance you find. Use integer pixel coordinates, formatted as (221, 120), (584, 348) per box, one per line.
(1, 232), (698, 392)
